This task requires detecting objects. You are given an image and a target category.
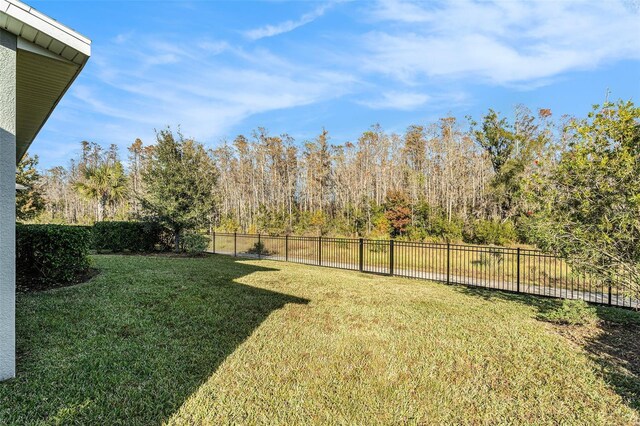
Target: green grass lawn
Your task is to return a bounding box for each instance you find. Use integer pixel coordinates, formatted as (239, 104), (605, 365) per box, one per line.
(1, 254), (638, 425)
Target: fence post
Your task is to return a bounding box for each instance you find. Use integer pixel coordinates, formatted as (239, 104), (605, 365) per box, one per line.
(516, 247), (521, 293)
(212, 231), (216, 254)
(389, 239), (394, 276)
(285, 235), (289, 262)
(234, 232), (237, 257)
(258, 234), (261, 259)
(446, 242), (451, 284)
(608, 280), (612, 306)
(359, 238), (364, 272)
(318, 236), (322, 266)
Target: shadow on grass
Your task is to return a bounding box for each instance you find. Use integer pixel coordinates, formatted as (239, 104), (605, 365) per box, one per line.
(1, 254), (309, 424)
(454, 285), (640, 413)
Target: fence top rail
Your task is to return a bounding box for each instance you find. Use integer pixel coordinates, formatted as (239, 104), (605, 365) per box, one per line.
(211, 232), (558, 256)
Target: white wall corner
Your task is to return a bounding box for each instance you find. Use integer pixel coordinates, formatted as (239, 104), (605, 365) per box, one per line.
(0, 27), (17, 381)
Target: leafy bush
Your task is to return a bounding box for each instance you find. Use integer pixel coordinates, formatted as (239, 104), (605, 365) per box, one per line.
(526, 100), (640, 307)
(16, 224), (93, 290)
(93, 221), (165, 252)
(411, 203), (463, 243)
(182, 231), (208, 254)
(429, 216), (463, 243)
(255, 205), (288, 235)
(539, 299), (597, 326)
(466, 220), (517, 245)
(402, 225), (428, 242)
(218, 217), (240, 233)
(370, 214), (391, 239)
(247, 241), (274, 256)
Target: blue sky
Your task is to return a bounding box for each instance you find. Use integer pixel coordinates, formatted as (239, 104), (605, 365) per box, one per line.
(29, 0), (640, 168)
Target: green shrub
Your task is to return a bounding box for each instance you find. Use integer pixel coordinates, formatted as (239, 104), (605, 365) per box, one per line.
(403, 226), (428, 242)
(16, 224), (93, 289)
(182, 231), (208, 254)
(93, 221), (165, 253)
(246, 240), (278, 256)
(539, 299), (598, 326)
(247, 241), (267, 255)
(466, 220), (517, 245)
(429, 216), (463, 243)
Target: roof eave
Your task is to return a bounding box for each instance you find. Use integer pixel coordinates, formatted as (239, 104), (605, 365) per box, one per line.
(0, 0), (90, 57)
(0, 0), (91, 160)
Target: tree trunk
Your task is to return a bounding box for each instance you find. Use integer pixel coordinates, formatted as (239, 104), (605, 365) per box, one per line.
(97, 196), (106, 222)
(174, 228), (181, 253)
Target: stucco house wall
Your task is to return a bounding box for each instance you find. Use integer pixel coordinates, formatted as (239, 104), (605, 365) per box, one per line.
(0, 28), (17, 381)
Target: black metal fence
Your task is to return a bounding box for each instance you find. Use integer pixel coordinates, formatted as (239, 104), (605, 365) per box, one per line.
(209, 232), (638, 309)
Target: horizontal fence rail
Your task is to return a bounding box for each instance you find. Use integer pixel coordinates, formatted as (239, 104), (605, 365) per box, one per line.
(209, 232), (638, 309)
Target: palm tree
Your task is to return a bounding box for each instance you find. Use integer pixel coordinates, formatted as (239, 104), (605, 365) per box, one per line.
(74, 163), (128, 222)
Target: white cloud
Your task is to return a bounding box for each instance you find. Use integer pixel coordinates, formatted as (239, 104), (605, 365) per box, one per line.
(244, 2), (334, 40)
(68, 36), (356, 149)
(33, 0), (640, 168)
(358, 90), (429, 110)
(362, 0), (640, 86)
(113, 32), (133, 44)
(197, 40), (229, 55)
(368, 0), (433, 23)
(357, 90), (471, 111)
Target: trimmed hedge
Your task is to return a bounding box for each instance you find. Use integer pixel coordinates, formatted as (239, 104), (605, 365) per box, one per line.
(16, 224), (93, 289)
(93, 221), (165, 253)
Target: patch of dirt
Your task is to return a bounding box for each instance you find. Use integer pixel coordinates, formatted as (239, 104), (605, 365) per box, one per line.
(553, 321), (640, 375)
(551, 320), (640, 412)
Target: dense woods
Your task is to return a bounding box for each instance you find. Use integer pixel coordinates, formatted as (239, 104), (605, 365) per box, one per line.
(19, 101), (635, 247)
(16, 99), (640, 298)
(27, 105), (562, 244)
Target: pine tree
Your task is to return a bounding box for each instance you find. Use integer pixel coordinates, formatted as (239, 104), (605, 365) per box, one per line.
(141, 128), (217, 251)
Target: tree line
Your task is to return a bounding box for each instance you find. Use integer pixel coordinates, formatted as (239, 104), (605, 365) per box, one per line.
(16, 99), (640, 299)
(21, 105), (560, 244)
